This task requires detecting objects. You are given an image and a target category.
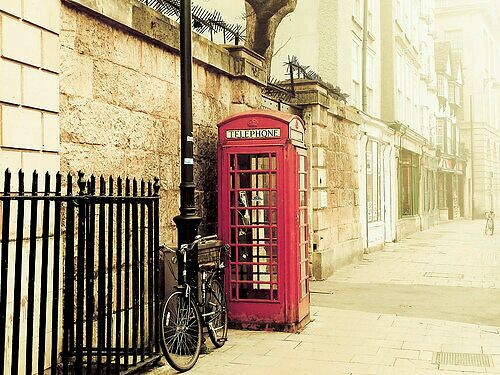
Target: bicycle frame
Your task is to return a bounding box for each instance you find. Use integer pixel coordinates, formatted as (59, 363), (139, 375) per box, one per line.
(170, 236), (225, 322)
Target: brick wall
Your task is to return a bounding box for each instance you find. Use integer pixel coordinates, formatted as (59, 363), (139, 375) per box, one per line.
(0, 0), (60, 182)
(59, 0), (266, 244)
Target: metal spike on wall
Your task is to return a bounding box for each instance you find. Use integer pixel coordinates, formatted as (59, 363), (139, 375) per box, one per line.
(139, 0), (245, 45)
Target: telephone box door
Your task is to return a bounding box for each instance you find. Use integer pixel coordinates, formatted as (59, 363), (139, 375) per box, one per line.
(221, 148), (285, 322)
(296, 148), (310, 322)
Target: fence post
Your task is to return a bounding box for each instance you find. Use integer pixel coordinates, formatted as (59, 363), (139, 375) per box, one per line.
(75, 171), (86, 373)
(0, 169), (12, 374)
(26, 171), (39, 375)
(63, 173), (75, 374)
(11, 170), (24, 375)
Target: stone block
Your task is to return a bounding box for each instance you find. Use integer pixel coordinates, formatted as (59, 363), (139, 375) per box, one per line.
(312, 125), (323, 145)
(41, 30), (59, 73)
(1, 105), (42, 150)
(0, 58), (21, 104)
(42, 112), (59, 152)
(316, 168), (327, 188)
(314, 147), (326, 167)
(22, 67), (59, 112)
(0, 0), (22, 17)
(1, 17), (42, 66)
(92, 60), (174, 119)
(74, 12), (115, 60)
(0, 149), (22, 173)
(60, 46), (93, 98)
(114, 32), (140, 70)
(22, 151), (60, 176)
(23, 0), (60, 33)
(102, 0), (132, 26)
(140, 41), (178, 84)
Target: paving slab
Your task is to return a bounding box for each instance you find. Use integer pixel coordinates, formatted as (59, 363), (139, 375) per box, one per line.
(148, 221), (500, 374)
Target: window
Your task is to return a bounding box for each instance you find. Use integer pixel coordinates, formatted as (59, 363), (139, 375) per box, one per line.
(438, 173), (446, 208)
(366, 52), (374, 114)
(437, 74), (448, 98)
(448, 82), (456, 104)
(396, 53), (404, 121)
(396, 0), (402, 22)
(444, 30), (463, 51)
(399, 150), (419, 217)
(353, 0), (362, 23)
(366, 140), (382, 223)
(367, 0), (374, 33)
(352, 38), (362, 108)
(436, 118), (446, 152)
(446, 121), (452, 154)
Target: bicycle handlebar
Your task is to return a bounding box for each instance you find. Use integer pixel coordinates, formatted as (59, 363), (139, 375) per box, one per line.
(160, 235), (220, 255)
(181, 235), (218, 252)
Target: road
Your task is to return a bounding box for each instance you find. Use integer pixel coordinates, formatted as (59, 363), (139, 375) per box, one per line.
(152, 220), (500, 374)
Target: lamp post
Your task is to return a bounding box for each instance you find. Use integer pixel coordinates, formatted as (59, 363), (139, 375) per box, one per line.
(174, 0), (201, 286)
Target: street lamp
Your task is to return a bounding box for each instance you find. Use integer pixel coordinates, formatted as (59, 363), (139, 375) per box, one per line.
(173, 0), (201, 286)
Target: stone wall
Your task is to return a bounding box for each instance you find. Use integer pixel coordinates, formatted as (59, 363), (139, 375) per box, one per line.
(293, 81), (363, 280)
(0, 2), (62, 372)
(0, 0), (61, 186)
(59, 0), (266, 244)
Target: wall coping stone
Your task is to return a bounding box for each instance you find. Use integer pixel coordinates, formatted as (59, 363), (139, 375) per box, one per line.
(63, 0), (266, 86)
(290, 80), (362, 125)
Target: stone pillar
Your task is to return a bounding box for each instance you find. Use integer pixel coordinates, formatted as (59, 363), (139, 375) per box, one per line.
(225, 45), (267, 114)
(292, 80), (363, 280)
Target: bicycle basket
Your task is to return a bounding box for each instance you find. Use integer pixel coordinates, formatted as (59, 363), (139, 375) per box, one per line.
(197, 239), (223, 268)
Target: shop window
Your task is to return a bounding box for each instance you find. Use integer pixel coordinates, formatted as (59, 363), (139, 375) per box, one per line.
(399, 150), (419, 217)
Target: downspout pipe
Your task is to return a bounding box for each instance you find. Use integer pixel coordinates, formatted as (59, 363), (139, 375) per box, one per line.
(361, 0), (369, 113)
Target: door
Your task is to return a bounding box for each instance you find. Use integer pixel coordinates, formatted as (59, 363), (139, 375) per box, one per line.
(222, 148), (285, 321)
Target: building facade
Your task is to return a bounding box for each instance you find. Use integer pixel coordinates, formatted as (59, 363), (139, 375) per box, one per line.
(435, 0), (500, 218)
(269, 0), (399, 252)
(380, 0), (441, 239)
(434, 42), (467, 220)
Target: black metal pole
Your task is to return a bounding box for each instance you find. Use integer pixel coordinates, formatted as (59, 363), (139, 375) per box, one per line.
(174, 0), (201, 286)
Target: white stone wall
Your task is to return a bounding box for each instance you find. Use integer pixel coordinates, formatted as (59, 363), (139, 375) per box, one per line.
(0, 0), (61, 183)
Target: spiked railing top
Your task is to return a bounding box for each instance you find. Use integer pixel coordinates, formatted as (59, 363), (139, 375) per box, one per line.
(141, 0), (245, 44)
(285, 56), (350, 103)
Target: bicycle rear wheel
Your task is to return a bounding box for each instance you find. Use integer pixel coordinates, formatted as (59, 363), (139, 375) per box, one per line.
(205, 279), (228, 348)
(160, 291), (202, 372)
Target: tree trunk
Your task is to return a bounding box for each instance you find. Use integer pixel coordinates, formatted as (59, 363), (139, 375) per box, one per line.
(245, 0), (297, 79)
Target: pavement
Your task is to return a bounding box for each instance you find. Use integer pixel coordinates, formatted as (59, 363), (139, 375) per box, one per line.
(150, 220), (500, 374)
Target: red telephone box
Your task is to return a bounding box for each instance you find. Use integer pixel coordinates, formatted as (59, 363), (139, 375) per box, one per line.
(217, 110), (310, 331)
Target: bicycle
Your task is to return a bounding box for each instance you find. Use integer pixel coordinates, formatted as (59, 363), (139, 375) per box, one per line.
(159, 235), (228, 372)
(485, 210), (495, 236)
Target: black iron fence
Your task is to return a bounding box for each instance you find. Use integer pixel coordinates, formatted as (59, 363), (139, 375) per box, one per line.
(0, 169), (162, 374)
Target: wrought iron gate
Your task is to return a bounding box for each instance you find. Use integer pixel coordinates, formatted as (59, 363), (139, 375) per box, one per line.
(0, 169), (162, 374)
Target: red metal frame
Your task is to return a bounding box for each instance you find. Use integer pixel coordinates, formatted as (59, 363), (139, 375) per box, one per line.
(218, 110), (310, 329)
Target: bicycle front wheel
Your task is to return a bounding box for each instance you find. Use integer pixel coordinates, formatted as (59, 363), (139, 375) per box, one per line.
(206, 279), (228, 348)
(160, 291), (202, 372)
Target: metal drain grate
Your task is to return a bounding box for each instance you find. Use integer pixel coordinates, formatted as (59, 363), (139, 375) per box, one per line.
(432, 352), (493, 367)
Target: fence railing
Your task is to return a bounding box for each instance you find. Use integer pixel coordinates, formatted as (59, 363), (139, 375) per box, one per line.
(0, 169), (162, 374)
